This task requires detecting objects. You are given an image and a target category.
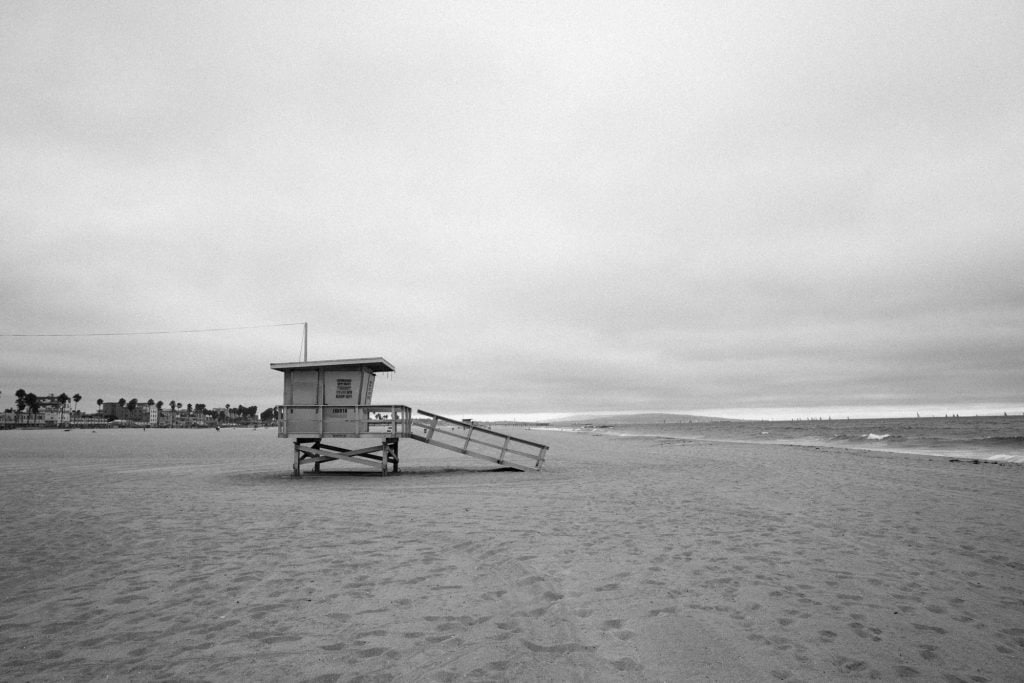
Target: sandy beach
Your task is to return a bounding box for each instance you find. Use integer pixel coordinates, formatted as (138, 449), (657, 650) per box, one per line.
(1, 427), (1022, 681)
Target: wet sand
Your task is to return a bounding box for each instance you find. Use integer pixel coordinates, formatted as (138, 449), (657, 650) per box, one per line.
(1, 427), (1022, 681)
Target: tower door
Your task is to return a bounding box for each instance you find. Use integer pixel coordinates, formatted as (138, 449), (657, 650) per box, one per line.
(289, 369), (320, 405)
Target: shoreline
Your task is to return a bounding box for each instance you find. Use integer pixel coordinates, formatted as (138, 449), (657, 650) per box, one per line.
(538, 424), (1024, 465)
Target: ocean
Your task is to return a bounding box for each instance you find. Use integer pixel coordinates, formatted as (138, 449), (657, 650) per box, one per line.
(579, 415), (1024, 464)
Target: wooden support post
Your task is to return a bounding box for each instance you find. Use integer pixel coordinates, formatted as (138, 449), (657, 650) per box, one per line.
(311, 438), (323, 473)
(293, 438), (322, 476)
(385, 437), (399, 473)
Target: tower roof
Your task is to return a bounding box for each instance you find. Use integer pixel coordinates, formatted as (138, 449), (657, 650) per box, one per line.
(270, 357), (395, 373)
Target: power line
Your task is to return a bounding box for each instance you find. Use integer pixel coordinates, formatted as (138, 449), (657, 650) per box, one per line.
(0, 322), (307, 338)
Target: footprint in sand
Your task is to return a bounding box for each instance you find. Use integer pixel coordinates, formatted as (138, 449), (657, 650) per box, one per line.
(849, 621), (882, 641)
(835, 656), (869, 673)
(648, 606), (677, 616)
(521, 640), (595, 654)
(610, 657), (642, 671)
(894, 664), (920, 677)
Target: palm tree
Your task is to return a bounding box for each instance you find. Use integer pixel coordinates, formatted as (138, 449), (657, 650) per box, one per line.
(25, 393), (40, 423)
(127, 398), (139, 424)
(72, 394), (81, 426)
(57, 392), (70, 425)
(16, 389), (26, 424)
(97, 398), (104, 419)
(118, 398), (126, 421)
(170, 401), (177, 428)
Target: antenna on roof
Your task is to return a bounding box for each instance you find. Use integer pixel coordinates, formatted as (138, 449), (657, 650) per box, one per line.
(302, 322), (308, 362)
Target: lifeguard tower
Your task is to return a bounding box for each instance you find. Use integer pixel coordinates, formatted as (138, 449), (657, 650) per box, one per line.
(272, 357), (548, 476)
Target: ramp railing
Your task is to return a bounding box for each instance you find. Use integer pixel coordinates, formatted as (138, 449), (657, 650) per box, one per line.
(411, 409), (548, 470)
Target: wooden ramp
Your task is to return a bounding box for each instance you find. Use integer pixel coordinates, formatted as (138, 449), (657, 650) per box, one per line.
(410, 410), (548, 471)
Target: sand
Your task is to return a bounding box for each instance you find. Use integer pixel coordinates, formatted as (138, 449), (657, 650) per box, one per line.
(1, 427), (1022, 681)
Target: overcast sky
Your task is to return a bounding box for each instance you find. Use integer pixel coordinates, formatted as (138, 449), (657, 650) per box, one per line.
(2, 1), (1022, 420)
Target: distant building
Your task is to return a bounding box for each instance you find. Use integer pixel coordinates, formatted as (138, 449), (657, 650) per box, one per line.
(101, 402), (122, 419)
(38, 395), (66, 424)
(101, 401), (152, 422)
(10, 394), (74, 425)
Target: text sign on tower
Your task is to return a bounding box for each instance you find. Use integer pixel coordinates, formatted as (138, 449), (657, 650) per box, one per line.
(335, 378), (352, 399)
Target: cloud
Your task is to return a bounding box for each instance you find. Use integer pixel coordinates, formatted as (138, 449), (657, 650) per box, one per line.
(2, 1), (1023, 418)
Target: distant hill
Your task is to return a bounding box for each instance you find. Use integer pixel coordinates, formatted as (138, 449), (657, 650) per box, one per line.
(552, 412), (733, 425)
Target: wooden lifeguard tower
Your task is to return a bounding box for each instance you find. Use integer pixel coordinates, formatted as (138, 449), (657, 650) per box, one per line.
(272, 357), (548, 476)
